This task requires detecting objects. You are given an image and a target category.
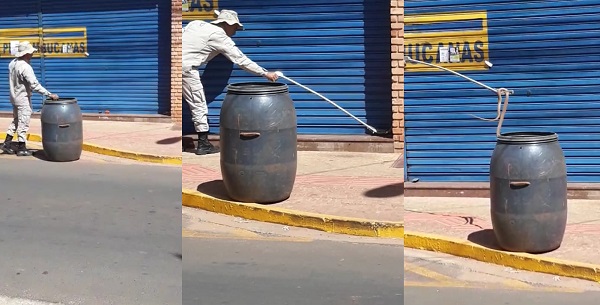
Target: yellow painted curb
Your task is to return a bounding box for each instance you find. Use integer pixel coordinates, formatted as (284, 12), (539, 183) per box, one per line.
(182, 189), (403, 239)
(80, 143), (181, 165)
(405, 231), (600, 283)
(3, 133), (182, 165)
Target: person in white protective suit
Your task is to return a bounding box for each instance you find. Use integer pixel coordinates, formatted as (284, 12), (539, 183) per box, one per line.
(182, 9), (279, 155)
(1, 41), (59, 157)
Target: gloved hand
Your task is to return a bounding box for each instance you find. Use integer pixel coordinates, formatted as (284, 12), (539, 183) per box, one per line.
(264, 72), (279, 82)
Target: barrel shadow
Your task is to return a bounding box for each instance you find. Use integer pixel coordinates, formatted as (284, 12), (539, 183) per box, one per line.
(155, 137), (181, 145)
(363, 183), (404, 198)
(32, 149), (80, 163)
(32, 149), (50, 161)
(197, 180), (232, 201)
(196, 180), (283, 205)
(467, 229), (504, 251)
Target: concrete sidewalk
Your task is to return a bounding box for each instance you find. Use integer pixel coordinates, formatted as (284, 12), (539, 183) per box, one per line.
(0, 117), (181, 161)
(182, 151), (403, 237)
(405, 196), (600, 282)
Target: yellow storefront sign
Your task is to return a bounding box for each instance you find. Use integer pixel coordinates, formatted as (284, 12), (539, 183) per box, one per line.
(0, 27), (87, 58)
(405, 11), (490, 72)
(183, 0), (219, 21)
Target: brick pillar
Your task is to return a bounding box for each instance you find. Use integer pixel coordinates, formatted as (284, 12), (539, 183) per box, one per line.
(171, 0), (182, 124)
(391, 1), (404, 154)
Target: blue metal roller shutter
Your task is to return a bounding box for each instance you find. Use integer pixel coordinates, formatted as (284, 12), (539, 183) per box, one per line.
(182, 0), (391, 135)
(0, 0), (171, 115)
(405, 0), (600, 183)
(0, 4), (44, 112)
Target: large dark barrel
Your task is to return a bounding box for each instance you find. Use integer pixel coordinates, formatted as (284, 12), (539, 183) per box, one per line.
(219, 82), (297, 203)
(490, 132), (567, 253)
(40, 98), (83, 162)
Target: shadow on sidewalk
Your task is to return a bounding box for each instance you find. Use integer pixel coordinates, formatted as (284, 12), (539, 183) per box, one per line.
(467, 229), (504, 251)
(197, 180), (284, 205)
(197, 180), (232, 201)
(32, 149), (80, 163)
(363, 182), (404, 198)
(156, 137), (181, 145)
(32, 149), (52, 162)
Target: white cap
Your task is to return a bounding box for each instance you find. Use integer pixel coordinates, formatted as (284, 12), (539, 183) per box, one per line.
(211, 9), (244, 30)
(15, 41), (37, 57)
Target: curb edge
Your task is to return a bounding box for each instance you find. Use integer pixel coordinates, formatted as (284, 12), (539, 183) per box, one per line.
(182, 189), (403, 239)
(405, 231), (600, 283)
(19, 133), (182, 165)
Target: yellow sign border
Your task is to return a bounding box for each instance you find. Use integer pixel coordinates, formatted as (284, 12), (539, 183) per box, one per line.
(0, 26), (88, 58)
(183, 0), (219, 21)
(405, 11), (490, 72)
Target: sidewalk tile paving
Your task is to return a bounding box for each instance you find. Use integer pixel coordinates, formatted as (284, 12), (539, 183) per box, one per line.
(182, 151), (403, 222)
(0, 117), (181, 158)
(405, 196), (600, 265)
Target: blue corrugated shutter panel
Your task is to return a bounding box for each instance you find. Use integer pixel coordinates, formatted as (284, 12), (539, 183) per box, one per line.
(182, 0), (391, 135)
(405, 0), (600, 183)
(0, 4), (43, 112)
(0, 0), (170, 115)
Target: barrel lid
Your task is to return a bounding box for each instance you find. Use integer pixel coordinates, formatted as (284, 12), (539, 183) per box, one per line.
(44, 98), (78, 105)
(497, 131), (558, 144)
(226, 82), (289, 95)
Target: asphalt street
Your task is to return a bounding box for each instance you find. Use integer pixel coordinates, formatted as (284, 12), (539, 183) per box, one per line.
(404, 248), (600, 305)
(405, 287), (600, 304)
(182, 208), (403, 305)
(0, 157), (182, 305)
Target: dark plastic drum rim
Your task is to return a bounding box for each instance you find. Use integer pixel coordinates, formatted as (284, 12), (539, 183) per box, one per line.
(497, 131), (558, 144)
(226, 82), (289, 95)
(44, 98), (78, 105)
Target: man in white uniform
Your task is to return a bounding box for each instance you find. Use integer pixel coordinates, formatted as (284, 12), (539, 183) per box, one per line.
(182, 9), (279, 155)
(1, 41), (59, 156)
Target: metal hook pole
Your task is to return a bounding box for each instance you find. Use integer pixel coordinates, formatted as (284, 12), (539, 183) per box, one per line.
(404, 56), (514, 95)
(404, 56), (514, 136)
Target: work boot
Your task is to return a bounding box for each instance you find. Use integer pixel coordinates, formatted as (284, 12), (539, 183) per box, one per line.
(16, 142), (32, 157)
(195, 132), (220, 155)
(1, 135), (15, 154)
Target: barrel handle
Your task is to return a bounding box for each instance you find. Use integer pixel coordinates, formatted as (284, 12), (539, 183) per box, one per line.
(239, 132), (261, 139)
(58, 124), (70, 128)
(509, 181), (530, 187)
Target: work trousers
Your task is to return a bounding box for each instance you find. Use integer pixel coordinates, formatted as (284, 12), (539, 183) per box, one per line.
(6, 101), (33, 143)
(182, 69), (209, 133)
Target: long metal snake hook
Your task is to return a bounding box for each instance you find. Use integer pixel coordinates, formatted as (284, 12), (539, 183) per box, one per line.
(470, 88), (511, 136)
(404, 56), (513, 137)
(467, 89), (503, 122)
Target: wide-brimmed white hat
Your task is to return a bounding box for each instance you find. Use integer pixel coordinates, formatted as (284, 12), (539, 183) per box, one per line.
(210, 9), (244, 30)
(14, 41), (37, 57)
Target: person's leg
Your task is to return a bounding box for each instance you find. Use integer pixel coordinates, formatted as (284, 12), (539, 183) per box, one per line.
(1, 105), (18, 154)
(1, 104), (19, 154)
(182, 69), (219, 155)
(183, 69), (209, 133)
(15, 103), (33, 157)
